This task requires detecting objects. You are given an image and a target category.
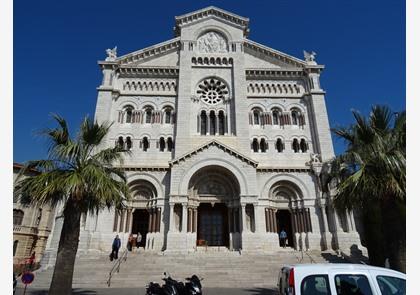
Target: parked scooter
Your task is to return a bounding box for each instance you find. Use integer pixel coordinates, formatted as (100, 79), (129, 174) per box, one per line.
(146, 272), (203, 295)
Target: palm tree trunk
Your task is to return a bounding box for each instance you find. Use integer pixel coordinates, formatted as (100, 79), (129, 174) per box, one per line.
(49, 199), (81, 295)
(382, 197), (406, 273)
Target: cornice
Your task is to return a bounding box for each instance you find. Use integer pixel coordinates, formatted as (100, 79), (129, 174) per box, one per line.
(119, 166), (170, 172)
(117, 66), (179, 78)
(256, 167), (311, 173)
(246, 68), (305, 80)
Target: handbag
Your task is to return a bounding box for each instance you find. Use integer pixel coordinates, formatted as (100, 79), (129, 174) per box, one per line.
(109, 252), (114, 261)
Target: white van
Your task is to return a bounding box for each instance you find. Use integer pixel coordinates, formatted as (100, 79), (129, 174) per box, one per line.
(277, 263), (405, 295)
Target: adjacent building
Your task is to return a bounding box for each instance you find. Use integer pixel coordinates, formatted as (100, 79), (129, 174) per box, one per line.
(13, 163), (55, 270)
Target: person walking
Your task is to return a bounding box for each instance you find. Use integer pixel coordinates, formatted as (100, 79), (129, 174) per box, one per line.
(136, 232), (142, 249)
(279, 229), (287, 248)
(111, 235), (121, 260)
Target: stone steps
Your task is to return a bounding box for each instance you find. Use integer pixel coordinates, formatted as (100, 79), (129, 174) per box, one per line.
(30, 250), (346, 289)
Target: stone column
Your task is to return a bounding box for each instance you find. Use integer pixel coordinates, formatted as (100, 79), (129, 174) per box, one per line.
(182, 204), (188, 233)
(193, 208), (198, 232)
(168, 203), (175, 232)
(241, 204), (247, 232)
(206, 113), (210, 135)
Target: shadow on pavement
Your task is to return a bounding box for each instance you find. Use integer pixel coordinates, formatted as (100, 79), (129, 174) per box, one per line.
(321, 244), (369, 265)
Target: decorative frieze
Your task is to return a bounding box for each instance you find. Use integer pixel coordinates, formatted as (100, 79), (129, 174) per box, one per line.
(121, 79), (177, 95)
(247, 81), (305, 97)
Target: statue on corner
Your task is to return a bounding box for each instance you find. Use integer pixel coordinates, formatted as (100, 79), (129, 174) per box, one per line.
(105, 46), (117, 61)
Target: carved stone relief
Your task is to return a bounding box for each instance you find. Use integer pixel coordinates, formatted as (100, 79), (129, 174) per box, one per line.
(197, 31), (228, 53)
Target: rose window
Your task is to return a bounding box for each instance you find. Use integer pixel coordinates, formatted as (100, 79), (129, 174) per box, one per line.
(197, 78), (229, 105)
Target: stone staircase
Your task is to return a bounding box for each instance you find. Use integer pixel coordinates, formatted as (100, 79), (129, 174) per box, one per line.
(30, 249), (348, 290)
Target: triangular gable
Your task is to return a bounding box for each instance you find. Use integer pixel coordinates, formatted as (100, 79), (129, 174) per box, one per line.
(174, 6), (249, 36)
(244, 39), (307, 68)
(115, 38), (181, 66)
(169, 140), (258, 168)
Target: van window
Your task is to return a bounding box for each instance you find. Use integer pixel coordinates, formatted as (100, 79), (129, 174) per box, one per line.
(376, 276), (406, 295)
(301, 275), (331, 295)
(335, 274), (373, 295)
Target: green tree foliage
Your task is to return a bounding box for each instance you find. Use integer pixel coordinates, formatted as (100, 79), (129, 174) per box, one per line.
(14, 115), (131, 294)
(328, 105), (405, 272)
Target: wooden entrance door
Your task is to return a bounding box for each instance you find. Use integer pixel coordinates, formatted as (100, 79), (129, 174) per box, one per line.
(197, 203), (228, 247)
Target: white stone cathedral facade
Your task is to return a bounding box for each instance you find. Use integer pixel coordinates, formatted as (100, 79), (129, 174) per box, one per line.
(42, 7), (365, 264)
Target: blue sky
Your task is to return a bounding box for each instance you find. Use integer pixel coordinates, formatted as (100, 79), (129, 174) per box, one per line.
(13, 0), (405, 163)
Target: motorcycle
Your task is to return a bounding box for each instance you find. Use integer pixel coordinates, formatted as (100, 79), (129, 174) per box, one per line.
(146, 272), (203, 295)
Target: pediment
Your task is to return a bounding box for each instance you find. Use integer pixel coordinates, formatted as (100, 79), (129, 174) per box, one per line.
(174, 6), (249, 37)
(244, 39), (307, 69)
(169, 140), (258, 168)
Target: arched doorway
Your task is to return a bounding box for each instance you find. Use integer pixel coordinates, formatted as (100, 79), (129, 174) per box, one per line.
(188, 166), (240, 249)
(128, 179), (158, 248)
(269, 180), (306, 249)
(276, 210), (294, 248)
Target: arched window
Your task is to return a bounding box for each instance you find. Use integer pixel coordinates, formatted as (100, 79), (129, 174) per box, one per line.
(252, 138), (259, 152)
(260, 138), (267, 153)
(200, 111), (207, 135)
(159, 137), (165, 152)
(145, 108), (153, 124)
(300, 139), (308, 153)
(218, 111), (225, 135)
(291, 108), (301, 125)
(167, 138), (173, 152)
(125, 107), (134, 123)
(292, 139), (300, 153)
(125, 137), (132, 150)
(142, 137), (149, 151)
(13, 209), (24, 225)
(253, 109), (261, 125)
(276, 139), (284, 153)
(272, 110), (280, 125)
(209, 111), (216, 135)
(13, 240), (18, 256)
(165, 108), (172, 124)
(116, 136), (124, 149)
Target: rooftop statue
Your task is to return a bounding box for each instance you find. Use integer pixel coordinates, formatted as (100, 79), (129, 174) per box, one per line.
(303, 50), (317, 63)
(105, 46), (118, 61)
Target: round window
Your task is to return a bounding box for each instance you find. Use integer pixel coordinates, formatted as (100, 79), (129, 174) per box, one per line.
(197, 78), (229, 105)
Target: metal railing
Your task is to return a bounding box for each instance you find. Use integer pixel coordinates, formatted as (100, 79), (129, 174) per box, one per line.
(106, 248), (128, 287)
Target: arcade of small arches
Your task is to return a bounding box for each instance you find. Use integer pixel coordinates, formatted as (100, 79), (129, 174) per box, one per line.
(115, 136), (174, 152)
(117, 105), (175, 125)
(251, 137), (309, 153)
(249, 107), (306, 127)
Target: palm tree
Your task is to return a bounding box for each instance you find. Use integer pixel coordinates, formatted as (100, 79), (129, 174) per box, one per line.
(328, 105), (405, 272)
(14, 115), (131, 295)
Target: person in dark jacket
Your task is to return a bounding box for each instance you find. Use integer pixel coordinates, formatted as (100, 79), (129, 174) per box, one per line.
(111, 235), (121, 259)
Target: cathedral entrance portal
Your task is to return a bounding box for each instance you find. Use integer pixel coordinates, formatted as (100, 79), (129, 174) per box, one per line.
(197, 203), (228, 247)
(131, 209), (149, 248)
(276, 210), (294, 248)
(187, 165), (241, 250)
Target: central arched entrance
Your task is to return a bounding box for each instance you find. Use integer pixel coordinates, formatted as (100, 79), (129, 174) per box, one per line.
(188, 165), (240, 249)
